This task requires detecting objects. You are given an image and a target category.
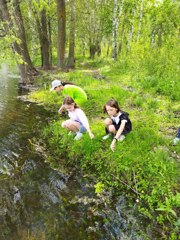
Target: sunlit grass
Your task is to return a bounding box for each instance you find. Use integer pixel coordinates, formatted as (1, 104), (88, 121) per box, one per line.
(29, 57), (180, 237)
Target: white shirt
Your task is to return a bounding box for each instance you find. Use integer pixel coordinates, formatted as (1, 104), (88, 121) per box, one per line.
(111, 112), (127, 124)
(68, 108), (89, 129)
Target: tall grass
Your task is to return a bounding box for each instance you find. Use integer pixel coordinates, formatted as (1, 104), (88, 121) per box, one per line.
(29, 54), (180, 238)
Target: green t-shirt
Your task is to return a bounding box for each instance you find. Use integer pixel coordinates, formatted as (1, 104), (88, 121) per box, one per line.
(62, 85), (87, 106)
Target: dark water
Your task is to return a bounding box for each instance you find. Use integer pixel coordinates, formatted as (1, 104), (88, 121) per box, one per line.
(0, 73), (148, 240)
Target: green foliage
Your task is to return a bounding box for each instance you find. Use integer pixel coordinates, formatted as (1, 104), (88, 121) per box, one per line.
(156, 194), (179, 219)
(129, 43), (180, 101)
(94, 182), (105, 194)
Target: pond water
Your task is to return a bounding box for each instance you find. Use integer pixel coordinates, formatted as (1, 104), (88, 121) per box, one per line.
(0, 71), (149, 240)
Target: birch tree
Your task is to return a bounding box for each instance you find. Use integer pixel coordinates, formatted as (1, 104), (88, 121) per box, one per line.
(112, 0), (124, 60)
(137, 0), (144, 41)
(127, 8), (136, 52)
(81, 0), (103, 59)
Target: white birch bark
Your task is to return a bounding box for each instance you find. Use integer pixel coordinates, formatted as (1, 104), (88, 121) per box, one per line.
(151, 31), (155, 45)
(112, 0), (124, 60)
(127, 8), (136, 52)
(137, 0), (144, 41)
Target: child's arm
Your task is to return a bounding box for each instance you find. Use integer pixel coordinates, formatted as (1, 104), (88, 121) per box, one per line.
(78, 110), (94, 139)
(58, 104), (65, 114)
(110, 120), (126, 152)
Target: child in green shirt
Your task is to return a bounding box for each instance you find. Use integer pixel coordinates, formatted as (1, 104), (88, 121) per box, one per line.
(50, 79), (87, 114)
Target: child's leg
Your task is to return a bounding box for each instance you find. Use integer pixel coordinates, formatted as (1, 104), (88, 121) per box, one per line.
(102, 118), (116, 139)
(104, 118), (116, 134)
(108, 124), (116, 134)
(61, 120), (80, 132)
(104, 118), (113, 132)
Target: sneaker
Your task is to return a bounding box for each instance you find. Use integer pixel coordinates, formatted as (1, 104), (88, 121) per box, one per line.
(118, 135), (125, 141)
(102, 134), (111, 140)
(74, 132), (83, 140)
(173, 137), (180, 145)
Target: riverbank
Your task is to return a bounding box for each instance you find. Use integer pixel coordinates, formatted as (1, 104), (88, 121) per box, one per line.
(28, 59), (180, 239)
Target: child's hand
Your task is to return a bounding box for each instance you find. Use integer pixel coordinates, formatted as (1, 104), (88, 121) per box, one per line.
(58, 109), (62, 114)
(110, 139), (116, 152)
(89, 132), (94, 139)
(58, 105), (65, 115)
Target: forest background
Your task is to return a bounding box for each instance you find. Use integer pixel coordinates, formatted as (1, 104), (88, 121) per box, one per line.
(0, 0), (180, 239)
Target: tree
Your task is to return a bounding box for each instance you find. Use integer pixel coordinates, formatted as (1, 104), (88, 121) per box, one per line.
(127, 7), (136, 52)
(112, 0), (124, 59)
(30, 0), (51, 69)
(81, 0), (104, 59)
(56, 0), (66, 69)
(66, 0), (75, 69)
(0, 0), (38, 84)
(137, 0), (144, 41)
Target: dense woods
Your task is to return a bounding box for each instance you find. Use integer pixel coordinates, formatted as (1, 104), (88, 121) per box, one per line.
(0, 0), (179, 88)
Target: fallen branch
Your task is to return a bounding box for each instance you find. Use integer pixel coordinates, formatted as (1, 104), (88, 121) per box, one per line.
(110, 173), (139, 195)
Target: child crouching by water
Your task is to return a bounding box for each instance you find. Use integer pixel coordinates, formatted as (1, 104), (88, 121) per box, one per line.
(103, 99), (132, 152)
(61, 97), (94, 140)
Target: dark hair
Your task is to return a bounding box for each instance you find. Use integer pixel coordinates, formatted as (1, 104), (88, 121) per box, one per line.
(103, 99), (120, 113)
(61, 81), (75, 86)
(63, 97), (78, 108)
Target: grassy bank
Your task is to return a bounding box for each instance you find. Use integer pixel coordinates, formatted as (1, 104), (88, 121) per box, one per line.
(29, 58), (180, 239)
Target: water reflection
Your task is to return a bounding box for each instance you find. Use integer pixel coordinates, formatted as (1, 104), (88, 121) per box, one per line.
(0, 74), (100, 240)
(0, 74), (69, 239)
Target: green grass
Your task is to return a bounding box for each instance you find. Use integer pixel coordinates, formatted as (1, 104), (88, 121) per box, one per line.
(29, 57), (180, 239)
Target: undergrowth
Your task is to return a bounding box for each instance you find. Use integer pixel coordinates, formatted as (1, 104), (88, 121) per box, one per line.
(29, 58), (180, 239)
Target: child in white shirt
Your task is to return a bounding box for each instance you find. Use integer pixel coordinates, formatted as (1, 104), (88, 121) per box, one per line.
(61, 97), (94, 140)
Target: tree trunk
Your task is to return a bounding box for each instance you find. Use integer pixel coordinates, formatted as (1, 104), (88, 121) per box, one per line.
(137, 0), (144, 41)
(12, 0), (38, 76)
(118, 11), (126, 54)
(47, 16), (52, 66)
(30, 1), (51, 69)
(56, 0), (66, 69)
(32, 9), (44, 66)
(0, 0), (38, 84)
(18, 64), (34, 85)
(157, 24), (163, 47)
(151, 30), (155, 45)
(112, 0), (118, 60)
(112, 0), (124, 60)
(67, 0), (75, 69)
(90, 44), (96, 59)
(40, 9), (51, 69)
(127, 8), (136, 52)
(106, 39), (111, 57)
(82, 39), (86, 57)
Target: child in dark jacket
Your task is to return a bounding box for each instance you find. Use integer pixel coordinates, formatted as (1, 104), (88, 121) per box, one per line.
(102, 99), (132, 152)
